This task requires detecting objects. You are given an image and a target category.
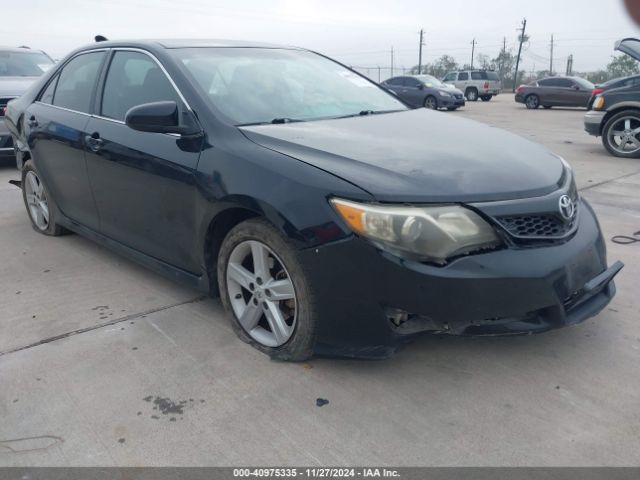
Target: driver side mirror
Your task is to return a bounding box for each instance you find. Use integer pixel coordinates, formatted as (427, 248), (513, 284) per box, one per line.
(417, 84), (424, 90)
(125, 101), (198, 135)
(572, 85), (581, 90)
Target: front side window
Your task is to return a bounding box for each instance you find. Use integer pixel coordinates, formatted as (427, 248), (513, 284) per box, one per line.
(171, 47), (406, 125)
(458, 72), (469, 81)
(101, 51), (180, 121)
(53, 51), (105, 113)
(40, 75), (58, 104)
(404, 78), (421, 88)
(556, 79), (574, 88)
(0, 50), (54, 77)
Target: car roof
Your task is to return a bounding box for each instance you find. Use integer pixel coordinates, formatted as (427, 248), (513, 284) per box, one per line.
(0, 46), (47, 54)
(76, 38), (303, 51)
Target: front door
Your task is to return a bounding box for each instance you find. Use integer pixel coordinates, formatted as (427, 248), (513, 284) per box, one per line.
(84, 50), (203, 273)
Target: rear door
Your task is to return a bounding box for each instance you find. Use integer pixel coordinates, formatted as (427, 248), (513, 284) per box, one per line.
(24, 50), (106, 230)
(84, 49), (203, 272)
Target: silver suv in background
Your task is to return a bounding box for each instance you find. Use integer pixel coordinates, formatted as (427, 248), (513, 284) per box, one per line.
(442, 70), (502, 101)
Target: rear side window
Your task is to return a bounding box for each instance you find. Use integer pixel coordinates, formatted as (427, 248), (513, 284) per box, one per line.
(101, 51), (180, 121)
(471, 71), (487, 80)
(386, 77), (404, 86)
(53, 51), (105, 113)
(458, 72), (469, 81)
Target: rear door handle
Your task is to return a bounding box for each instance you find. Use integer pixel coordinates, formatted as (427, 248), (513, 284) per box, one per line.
(85, 132), (104, 152)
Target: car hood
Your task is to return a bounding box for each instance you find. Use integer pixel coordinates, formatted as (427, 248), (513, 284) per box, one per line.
(240, 108), (564, 203)
(615, 37), (640, 62)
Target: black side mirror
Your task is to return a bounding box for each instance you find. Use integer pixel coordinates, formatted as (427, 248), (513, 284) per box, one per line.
(573, 85), (580, 90)
(125, 101), (197, 135)
(417, 84), (424, 90)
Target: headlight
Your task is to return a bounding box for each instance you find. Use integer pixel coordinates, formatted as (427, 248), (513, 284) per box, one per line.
(330, 198), (500, 263)
(438, 91), (452, 97)
(593, 95), (604, 110)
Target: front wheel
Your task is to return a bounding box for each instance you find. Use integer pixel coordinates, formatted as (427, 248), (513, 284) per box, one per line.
(480, 95), (492, 101)
(21, 160), (67, 236)
(525, 94), (540, 109)
(602, 111), (640, 158)
(423, 96), (438, 110)
(217, 218), (317, 361)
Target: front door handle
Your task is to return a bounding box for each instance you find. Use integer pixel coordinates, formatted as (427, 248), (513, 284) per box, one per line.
(85, 132), (104, 152)
(27, 115), (38, 128)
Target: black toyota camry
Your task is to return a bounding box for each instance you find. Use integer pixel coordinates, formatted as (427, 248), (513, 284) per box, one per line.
(5, 39), (623, 360)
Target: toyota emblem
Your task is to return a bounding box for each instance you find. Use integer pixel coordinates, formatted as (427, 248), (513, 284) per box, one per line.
(558, 195), (575, 221)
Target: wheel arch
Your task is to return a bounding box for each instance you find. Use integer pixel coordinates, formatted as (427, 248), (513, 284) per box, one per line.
(601, 106), (640, 135)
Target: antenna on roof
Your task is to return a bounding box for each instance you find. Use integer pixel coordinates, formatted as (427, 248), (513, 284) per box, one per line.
(95, 35), (108, 42)
(18, 45), (30, 49)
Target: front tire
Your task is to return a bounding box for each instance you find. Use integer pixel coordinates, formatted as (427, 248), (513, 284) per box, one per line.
(423, 95), (438, 110)
(602, 110), (640, 158)
(525, 94), (540, 109)
(217, 218), (317, 361)
(21, 160), (66, 236)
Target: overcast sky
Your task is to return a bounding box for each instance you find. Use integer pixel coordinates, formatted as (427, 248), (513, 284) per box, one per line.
(2, 0), (638, 78)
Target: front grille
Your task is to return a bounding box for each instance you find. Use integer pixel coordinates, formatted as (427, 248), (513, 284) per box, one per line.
(496, 213), (576, 238)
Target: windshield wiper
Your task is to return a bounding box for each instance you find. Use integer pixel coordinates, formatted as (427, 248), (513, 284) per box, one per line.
(237, 117), (305, 127)
(333, 109), (405, 120)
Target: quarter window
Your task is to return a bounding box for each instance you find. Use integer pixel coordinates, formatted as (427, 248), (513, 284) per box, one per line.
(471, 71), (487, 80)
(101, 51), (180, 121)
(52, 51), (105, 113)
(40, 75), (58, 104)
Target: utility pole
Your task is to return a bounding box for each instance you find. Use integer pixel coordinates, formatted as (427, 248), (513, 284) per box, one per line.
(513, 17), (527, 92)
(418, 29), (425, 74)
(500, 36), (507, 82)
(470, 38), (476, 69)
(390, 46), (394, 78)
(565, 54), (573, 75)
(549, 34), (554, 75)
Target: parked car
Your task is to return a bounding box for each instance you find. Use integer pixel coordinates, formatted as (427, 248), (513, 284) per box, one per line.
(442, 69), (501, 101)
(381, 74), (465, 110)
(0, 47), (54, 160)
(585, 38), (640, 158)
(6, 39), (622, 360)
(515, 76), (594, 109)
(587, 74), (640, 109)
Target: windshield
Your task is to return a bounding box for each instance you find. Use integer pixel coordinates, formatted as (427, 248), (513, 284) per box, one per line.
(171, 47), (407, 125)
(413, 75), (444, 87)
(0, 50), (53, 77)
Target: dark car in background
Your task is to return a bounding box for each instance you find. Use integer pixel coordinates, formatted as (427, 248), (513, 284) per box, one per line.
(585, 38), (640, 158)
(382, 74), (465, 110)
(5, 39), (622, 360)
(587, 74), (640, 109)
(0, 47), (54, 160)
(515, 76), (595, 109)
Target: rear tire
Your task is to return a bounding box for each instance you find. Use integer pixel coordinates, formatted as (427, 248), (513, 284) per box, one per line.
(480, 95), (492, 101)
(217, 217), (317, 361)
(21, 160), (67, 236)
(525, 94), (540, 109)
(465, 88), (478, 101)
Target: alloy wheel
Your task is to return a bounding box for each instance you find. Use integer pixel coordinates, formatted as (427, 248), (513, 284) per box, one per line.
(607, 116), (640, 155)
(24, 171), (50, 231)
(226, 240), (297, 347)
(526, 95), (539, 109)
(424, 97), (437, 109)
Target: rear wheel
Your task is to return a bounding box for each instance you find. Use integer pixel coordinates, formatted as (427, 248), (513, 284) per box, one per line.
(465, 88), (478, 101)
(21, 160), (66, 236)
(480, 95), (492, 101)
(217, 218), (317, 361)
(423, 95), (438, 110)
(525, 94), (540, 109)
(602, 110), (640, 158)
